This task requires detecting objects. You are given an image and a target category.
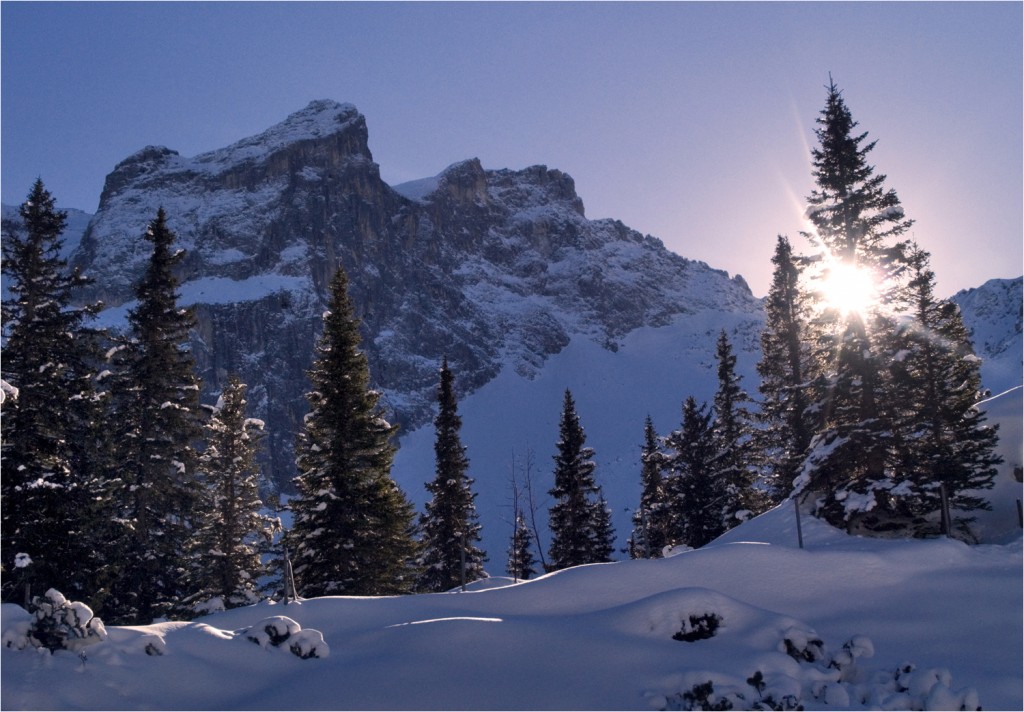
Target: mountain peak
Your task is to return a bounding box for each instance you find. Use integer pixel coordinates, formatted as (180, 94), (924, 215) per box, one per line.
(97, 100), (371, 209)
(193, 100), (367, 170)
(257, 99), (362, 144)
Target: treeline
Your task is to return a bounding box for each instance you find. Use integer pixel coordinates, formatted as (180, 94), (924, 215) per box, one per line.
(1, 79), (1002, 624)
(0, 185), (610, 622)
(629, 79), (1000, 553)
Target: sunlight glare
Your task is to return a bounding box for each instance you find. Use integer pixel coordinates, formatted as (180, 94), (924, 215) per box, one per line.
(821, 261), (877, 317)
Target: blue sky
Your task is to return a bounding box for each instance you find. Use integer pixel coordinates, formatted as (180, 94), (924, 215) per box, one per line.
(2, 2), (1020, 297)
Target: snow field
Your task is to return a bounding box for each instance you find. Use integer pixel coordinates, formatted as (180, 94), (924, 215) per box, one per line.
(2, 501), (1019, 710)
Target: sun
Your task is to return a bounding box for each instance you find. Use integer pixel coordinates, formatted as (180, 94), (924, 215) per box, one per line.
(820, 261), (877, 317)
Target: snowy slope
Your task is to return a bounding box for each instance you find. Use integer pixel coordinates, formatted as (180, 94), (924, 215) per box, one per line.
(2, 504), (1019, 710)
(391, 275), (1024, 561)
(392, 309), (764, 564)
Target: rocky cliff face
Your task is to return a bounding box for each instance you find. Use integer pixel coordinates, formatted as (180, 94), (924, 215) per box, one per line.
(70, 100), (761, 490)
(951, 276), (1023, 394)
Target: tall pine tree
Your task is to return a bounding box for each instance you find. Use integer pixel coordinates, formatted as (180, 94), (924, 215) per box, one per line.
(663, 397), (723, 549)
(417, 358), (486, 592)
(100, 208), (205, 623)
(756, 236), (815, 504)
(883, 246), (1001, 536)
(797, 78), (914, 528)
(629, 416), (672, 558)
(285, 266), (418, 597)
(547, 389), (615, 570)
(189, 376), (276, 611)
(711, 331), (761, 526)
(1, 180), (105, 605)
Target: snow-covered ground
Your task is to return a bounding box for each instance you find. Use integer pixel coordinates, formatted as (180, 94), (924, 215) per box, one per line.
(2, 502), (1020, 711)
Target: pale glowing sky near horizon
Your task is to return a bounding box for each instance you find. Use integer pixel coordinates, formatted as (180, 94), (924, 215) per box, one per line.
(2, 2), (1021, 297)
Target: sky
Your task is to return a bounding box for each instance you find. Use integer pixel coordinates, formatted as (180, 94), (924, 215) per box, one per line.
(2, 2), (1021, 298)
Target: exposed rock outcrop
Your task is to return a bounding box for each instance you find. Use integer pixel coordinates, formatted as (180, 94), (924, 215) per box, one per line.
(70, 100), (762, 490)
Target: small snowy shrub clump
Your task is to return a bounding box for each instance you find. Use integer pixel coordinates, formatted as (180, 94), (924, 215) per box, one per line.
(653, 628), (980, 711)
(241, 616), (329, 659)
(672, 613), (722, 642)
(3, 589), (108, 654)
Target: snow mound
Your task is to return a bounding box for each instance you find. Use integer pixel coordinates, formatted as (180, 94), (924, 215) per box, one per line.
(242, 616), (329, 659)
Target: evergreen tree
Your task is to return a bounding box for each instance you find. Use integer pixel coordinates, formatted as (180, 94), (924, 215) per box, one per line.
(663, 397), (723, 549)
(756, 236), (815, 503)
(0, 180), (105, 604)
(100, 209), (205, 623)
(506, 513), (536, 581)
(883, 246), (1001, 536)
(285, 266), (418, 597)
(629, 416), (672, 558)
(711, 330), (761, 526)
(797, 78), (914, 528)
(190, 376), (276, 611)
(547, 389), (615, 570)
(417, 358), (486, 592)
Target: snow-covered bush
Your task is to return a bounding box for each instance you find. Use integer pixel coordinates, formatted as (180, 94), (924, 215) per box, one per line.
(16, 589), (107, 653)
(288, 628), (329, 660)
(241, 616), (329, 659)
(672, 613), (722, 642)
(1, 604), (33, 650)
(138, 633), (167, 656)
(654, 629), (981, 711)
(779, 625), (825, 662)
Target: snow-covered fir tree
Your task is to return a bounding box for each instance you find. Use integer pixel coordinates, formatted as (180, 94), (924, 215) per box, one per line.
(285, 266), (418, 597)
(190, 376), (277, 611)
(711, 330), (762, 527)
(92, 209), (205, 623)
(98, 209), (205, 624)
(506, 513), (536, 581)
(756, 235), (815, 504)
(547, 389), (615, 570)
(629, 415), (672, 559)
(795, 78), (915, 529)
(0, 180), (106, 605)
(663, 396), (724, 549)
(882, 245), (1001, 536)
(417, 358), (486, 592)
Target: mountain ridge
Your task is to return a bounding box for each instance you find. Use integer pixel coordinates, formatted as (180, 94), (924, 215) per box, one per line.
(4, 100), (1018, 504)
(57, 100), (762, 490)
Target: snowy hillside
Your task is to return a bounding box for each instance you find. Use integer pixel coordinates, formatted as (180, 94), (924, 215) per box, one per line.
(391, 280), (1024, 561)
(392, 309), (764, 563)
(2, 503), (1019, 710)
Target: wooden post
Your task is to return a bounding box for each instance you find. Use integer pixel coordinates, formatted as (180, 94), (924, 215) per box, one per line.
(284, 546), (298, 604)
(794, 498), (804, 550)
(939, 483), (950, 537)
(460, 531), (467, 593)
(641, 507), (651, 559)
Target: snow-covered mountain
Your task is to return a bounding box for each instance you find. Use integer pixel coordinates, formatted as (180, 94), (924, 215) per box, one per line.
(65, 100), (762, 491)
(6, 100), (1020, 557)
(951, 276), (1022, 395)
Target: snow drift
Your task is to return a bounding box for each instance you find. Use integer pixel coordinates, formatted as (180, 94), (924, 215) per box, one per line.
(3, 503), (1019, 710)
